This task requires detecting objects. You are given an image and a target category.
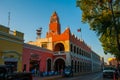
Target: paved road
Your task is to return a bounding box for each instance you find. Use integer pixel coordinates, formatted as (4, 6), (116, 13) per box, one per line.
(33, 72), (118, 80)
(57, 72), (114, 80)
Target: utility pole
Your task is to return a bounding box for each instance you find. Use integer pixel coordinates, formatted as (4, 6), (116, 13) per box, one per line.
(8, 12), (10, 28)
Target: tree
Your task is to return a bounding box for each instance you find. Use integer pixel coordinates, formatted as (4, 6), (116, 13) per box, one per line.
(76, 0), (120, 60)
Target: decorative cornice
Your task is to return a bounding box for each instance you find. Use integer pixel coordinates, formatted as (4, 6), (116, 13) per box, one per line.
(0, 31), (24, 41)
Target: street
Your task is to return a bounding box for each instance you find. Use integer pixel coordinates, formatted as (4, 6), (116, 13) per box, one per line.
(58, 72), (114, 80)
(34, 72), (117, 80)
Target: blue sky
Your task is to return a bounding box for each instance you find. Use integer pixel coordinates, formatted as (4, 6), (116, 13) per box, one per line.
(0, 0), (114, 63)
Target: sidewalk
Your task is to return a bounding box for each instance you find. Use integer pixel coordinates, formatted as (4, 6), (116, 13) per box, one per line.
(33, 75), (120, 80)
(33, 72), (91, 80)
(33, 71), (95, 80)
(33, 75), (62, 80)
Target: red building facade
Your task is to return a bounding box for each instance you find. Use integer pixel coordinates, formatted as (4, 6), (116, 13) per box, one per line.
(23, 11), (102, 74)
(22, 43), (66, 73)
(22, 43), (52, 72)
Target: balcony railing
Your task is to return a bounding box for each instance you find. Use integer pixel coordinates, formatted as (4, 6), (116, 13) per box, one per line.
(54, 51), (67, 55)
(9, 30), (14, 35)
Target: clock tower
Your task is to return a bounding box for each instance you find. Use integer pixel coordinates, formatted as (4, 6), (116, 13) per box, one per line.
(46, 11), (61, 37)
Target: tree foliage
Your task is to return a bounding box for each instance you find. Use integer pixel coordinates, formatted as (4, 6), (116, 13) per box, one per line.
(76, 0), (120, 60)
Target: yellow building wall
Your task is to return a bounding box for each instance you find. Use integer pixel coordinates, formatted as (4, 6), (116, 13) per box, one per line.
(64, 40), (70, 51)
(27, 37), (53, 50)
(0, 25), (24, 72)
(27, 38), (70, 52)
(0, 25), (9, 33)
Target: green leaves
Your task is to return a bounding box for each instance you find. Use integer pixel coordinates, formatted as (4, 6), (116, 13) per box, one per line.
(76, 0), (120, 60)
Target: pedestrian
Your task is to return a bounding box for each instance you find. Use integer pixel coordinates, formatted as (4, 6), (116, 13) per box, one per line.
(60, 68), (63, 75)
(114, 69), (119, 80)
(23, 68), (26, 72)
(34, 68), (37, 76)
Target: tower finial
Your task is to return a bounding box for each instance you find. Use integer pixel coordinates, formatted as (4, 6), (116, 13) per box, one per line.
(50, 11), (59, 23)
(53, 11), (57, 15)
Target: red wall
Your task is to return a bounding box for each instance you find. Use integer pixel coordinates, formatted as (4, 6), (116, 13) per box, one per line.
(22, 44), (53, 72)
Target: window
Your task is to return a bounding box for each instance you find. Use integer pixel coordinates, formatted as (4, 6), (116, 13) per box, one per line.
(42, 44), (47, 48)
(74, 46), (76, 53)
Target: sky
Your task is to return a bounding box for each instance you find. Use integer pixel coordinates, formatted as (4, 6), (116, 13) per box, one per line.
(0, 0), (114, 63)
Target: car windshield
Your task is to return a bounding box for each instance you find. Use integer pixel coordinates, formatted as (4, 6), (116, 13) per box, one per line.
(0, 69), (5, 78)
(64, 66), (72, 71)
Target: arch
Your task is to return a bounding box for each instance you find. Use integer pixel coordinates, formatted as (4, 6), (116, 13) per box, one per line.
(2, 50), (21, 56)
(77, 47), (79, 54)
(75, 60), (77, 73)
(2, 50), (21, 72)
(78, 61), (79, 72)
(54, 43), (65, 51)
(80, 62), (82, 72)
(29, 60), (40, 72)
(53, 57), (66, 64)
(54, 58), (65, 73)
(74, 46), (76, 53)
(71, 60), (73, 68)
(2, 50), (21, 61)
(47, 58), (52, 72)
(71, 59), (74, 72)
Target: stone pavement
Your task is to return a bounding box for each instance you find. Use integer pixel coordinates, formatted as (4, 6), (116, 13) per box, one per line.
(33, 72), (95, 80)
(33, 75), (120, 80)
(33, 72), (120, 80)
(33, 75), (61, 80)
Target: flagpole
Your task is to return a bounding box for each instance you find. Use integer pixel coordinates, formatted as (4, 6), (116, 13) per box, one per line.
(81, 29), (82, 40)
(77, 28), (82, 40)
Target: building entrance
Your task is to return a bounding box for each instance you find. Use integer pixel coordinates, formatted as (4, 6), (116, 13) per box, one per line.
(29, 60), (39, 72)
(4, 61), (17, 72)
(54, 58), (65, 73)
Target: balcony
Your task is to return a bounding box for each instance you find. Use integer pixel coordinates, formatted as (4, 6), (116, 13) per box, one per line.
(54, 51), (67, 55)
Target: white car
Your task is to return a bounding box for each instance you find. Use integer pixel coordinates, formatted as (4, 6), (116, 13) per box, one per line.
(103, 67), (116, 78)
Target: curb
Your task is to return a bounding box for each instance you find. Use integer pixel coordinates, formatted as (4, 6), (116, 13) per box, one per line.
(40, 75), (62, 80)
(38, 72), (101, 80)
(41, 72), (92, 80)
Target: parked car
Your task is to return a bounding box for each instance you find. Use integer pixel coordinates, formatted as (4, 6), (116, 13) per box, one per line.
(7, 72), (33, 80)
(62, 66), (73, 77)
(103, 67), (118, 78)
(0, 65), (33, 80)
